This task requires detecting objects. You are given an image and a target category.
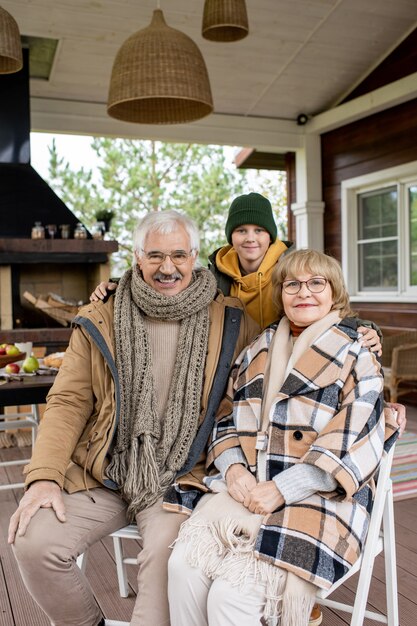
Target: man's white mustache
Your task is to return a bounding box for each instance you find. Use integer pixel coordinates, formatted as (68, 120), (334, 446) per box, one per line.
(153, 271), (183, 281)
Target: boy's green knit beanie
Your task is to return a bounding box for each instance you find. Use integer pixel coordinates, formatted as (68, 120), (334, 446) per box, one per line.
(225, 192), (277, 244)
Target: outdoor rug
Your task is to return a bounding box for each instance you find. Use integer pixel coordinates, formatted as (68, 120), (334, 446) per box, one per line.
(391, 431), (417, 501)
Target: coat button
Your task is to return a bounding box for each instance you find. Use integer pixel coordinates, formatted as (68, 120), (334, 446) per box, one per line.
(293, 430), (303, 441)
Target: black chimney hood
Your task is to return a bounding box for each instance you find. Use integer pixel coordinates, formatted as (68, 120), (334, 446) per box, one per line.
(0, 48), (90, 238)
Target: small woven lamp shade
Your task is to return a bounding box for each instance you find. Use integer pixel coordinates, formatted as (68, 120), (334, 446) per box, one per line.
(0, 5), (23, 74)
(107, 9), (213, 125)
(202, 0), (249, 42)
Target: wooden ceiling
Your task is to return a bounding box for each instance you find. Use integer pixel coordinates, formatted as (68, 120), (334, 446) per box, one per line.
(3, 0), (417, 146)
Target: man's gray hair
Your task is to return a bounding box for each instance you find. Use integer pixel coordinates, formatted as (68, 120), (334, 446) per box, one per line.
(133, 210), (200, 258)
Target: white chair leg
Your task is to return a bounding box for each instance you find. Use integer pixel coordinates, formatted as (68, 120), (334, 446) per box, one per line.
(31, 404), (39, 447)
(349, 490), (391, 624)
(383, 485), (399, 626)
(349, 572), (372, 625)
(113, 535), (129, 598)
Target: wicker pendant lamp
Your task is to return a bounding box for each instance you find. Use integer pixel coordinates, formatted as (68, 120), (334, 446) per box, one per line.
(107, 8), (213, 125)
(0, 5), (23, 74)
(202, 0), (249, 42)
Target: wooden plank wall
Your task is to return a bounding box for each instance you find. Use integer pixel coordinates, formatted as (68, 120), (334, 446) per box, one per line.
(341, 28), (417, 103)
(285, 152), (296, 244)
(321, 98), (417, 333)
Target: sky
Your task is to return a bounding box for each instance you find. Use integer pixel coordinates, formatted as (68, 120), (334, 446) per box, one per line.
(30, 132), (100, 178)
(30, 132), (240, 179)
(29, 131), (287, 235)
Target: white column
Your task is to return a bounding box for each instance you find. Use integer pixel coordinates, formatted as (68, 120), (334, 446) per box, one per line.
(291, 133), (325, 251)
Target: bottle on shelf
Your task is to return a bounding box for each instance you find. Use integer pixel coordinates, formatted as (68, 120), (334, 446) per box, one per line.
(91, 222), (105, 239)
(59, 224), (71, 239)
(46, 224), (57, 239)
(73, 222), (88, 239)
(31, 221), (45, 239)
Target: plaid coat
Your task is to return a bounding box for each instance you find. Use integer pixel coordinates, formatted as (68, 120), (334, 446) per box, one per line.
(165, 317), (398, 590)
(205, 317), (399, 589)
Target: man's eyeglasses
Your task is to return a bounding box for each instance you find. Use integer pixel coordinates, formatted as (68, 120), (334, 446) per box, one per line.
(141, 249), (193, 265)
(281, 277), (328, 295)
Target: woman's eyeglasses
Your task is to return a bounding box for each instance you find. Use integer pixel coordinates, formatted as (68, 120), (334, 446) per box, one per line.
(281, 277), (328, 294)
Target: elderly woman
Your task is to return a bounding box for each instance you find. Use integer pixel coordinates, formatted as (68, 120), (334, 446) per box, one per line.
(167, 249), (399, 626)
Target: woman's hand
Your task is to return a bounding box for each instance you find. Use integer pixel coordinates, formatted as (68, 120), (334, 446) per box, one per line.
(358, 326), (382, 356)
(89, 281), (117, 302)
(225, 464), (257, 503)
(389, 402), (407, 437)
(244, 481), (285, 515)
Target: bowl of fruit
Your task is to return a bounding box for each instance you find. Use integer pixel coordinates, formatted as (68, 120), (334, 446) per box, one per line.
(0, 344), (26, 372)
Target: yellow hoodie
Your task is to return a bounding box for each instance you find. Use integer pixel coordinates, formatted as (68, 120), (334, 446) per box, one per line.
(215, 239), (288, 329)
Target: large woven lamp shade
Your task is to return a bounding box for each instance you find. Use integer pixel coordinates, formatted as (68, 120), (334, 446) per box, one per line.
(107, 9), (213, 125)
(202, 0), (249, 42)
(0, 5), (23, 74)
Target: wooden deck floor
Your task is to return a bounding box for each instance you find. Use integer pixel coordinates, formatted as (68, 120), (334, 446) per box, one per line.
(1, 407), (417, 625)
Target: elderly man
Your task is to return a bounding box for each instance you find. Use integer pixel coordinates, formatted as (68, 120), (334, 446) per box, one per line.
(8, 210), (258, 626)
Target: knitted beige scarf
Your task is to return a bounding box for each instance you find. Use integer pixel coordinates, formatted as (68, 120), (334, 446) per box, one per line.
(107, 266), (217, 519)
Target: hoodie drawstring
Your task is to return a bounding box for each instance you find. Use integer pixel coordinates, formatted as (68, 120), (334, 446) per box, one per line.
(257, 271), (264, 329)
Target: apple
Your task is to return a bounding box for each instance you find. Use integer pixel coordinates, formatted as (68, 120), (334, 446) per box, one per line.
(5, 344), (20, 356)
(22, 355), (39, 373)
(0, 347), (6, 355)
(5, 362), (20, 374)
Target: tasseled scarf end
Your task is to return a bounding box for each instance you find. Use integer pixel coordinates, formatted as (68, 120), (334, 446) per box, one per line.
(174, 514), (316, 626)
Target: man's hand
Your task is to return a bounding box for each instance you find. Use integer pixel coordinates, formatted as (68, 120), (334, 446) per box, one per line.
(389, 402), (407, 437)
(225, 464), (257, 503)
(358, 326), (382, 356)
(89, 281), (117, 302)
(243, 481), (284, 515)
(8, 480), (66, 544)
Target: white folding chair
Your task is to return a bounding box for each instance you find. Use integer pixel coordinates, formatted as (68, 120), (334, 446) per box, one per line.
(316, 444), (398, 625)
(78, 448), (398, 626)
(109, 524), (142, 598)
(77, 523), (141, 626)
(77, 523), (141, 598)
(0, 404), (39, 490)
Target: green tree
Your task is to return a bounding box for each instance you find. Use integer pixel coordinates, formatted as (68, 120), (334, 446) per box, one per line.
(245, 168), (288, 241)
(47, 137), (287, 271)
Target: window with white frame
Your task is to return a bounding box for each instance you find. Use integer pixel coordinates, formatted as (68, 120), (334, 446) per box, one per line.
(410, 185), (417, 286)
(357, 186), (398, 291)
(342, 162), (417, 301)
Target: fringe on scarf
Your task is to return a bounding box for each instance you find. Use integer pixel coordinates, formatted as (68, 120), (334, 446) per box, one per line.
(175, 514), (316, 625)
(108, 435), (175, 520)
(280, 590), (316, 626)
(174, 513), (287, 623)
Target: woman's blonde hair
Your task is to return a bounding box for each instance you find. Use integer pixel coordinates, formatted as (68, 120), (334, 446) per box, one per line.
(272, 249), (356, 320)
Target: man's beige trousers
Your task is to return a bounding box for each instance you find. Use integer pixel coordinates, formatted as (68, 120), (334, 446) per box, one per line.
(13, 488), (186, 626)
